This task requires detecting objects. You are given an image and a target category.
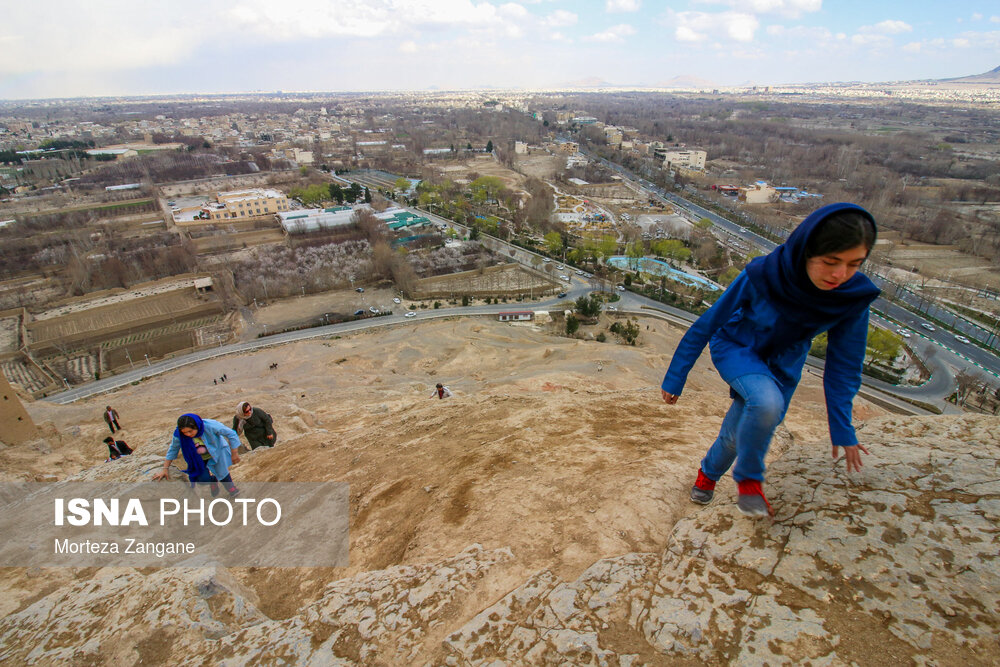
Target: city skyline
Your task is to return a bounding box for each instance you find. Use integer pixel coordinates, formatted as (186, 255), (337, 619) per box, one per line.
(2, 0), (999, 100)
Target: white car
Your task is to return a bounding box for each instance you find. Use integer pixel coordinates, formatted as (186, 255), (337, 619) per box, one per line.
(920, 323), (935, 332)
(560, 275), (570, 281)
(405, 311), (416, 318)
(369, 306), (379, 313)
(896, 328), (911, 339)
(616, 285), (625, 292)
(608, 305), (618, 311)
(393, 297), (401, 304)
(955, 335), (970, 344)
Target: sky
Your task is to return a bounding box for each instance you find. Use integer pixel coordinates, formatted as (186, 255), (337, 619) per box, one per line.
(1, 0), (999, 99)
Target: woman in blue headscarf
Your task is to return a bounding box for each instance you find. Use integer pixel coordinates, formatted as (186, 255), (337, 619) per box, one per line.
(661, 203), (880, 518)
(151, 413), (242, 495)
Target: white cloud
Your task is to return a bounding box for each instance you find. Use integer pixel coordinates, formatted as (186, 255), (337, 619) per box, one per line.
(584, 23), (637, 43)
(851, 33), (890, 46)
(399, 40), (419, 53)
(901, 41), (921, 53)
(671, 11), (759, 43)
(606, 0), (641, 13)
(971, 13), (982, 21)
(766, 25), (833, 41)
(859, 20), (912, 35)
(545, 9), (578, 27)
(694, 0), (820, 19)
(991, 16), (1000, 23)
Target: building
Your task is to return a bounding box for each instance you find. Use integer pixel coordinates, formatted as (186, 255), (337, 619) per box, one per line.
(739, 181), (778, 204)
(660, 149), (707, 171)
(173, 188), (290, 224)
(514, 141), (528, 154)
(604, 127), (623, 148)
(498, 311), (533, 322)
(277, 205), (430, 235)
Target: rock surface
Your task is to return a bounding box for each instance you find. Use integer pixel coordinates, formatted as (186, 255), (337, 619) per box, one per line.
(2, 413), (997, 665)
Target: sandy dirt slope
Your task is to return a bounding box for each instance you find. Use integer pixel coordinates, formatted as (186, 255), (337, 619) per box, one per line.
(1, 315), (895, 663)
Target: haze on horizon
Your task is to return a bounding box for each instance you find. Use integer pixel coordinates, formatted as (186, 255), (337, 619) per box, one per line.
(2, 0), (999, 100)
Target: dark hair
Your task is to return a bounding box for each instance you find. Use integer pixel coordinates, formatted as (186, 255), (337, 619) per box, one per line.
(177, 415), (199, 431)
(436, 383), (443, 388)
(805, 211), (876, 259)
(103, 436), (114, 444)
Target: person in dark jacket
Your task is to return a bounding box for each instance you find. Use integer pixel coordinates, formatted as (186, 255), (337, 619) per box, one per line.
(661, 203), (880, 518)
(232, 401), (277, 450)
(103, 406), (121, 434)
(103, 436), (133, 460)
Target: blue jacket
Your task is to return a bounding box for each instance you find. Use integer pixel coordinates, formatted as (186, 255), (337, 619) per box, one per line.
(166, 418), (241, 480)
(661, 270), (870, 447)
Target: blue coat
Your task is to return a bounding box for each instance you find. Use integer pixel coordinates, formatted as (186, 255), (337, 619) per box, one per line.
(166, 418), (241, 480)
(661, 270), (870, 447)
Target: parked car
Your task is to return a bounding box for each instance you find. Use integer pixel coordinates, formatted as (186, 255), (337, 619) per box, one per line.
(560, 275), (570, 281)
(955, 335), (970, 344)
(896, 328), (911, 338)
(369, 306), (378, 313)
(355, 287), (364, 293)
(353, 309), (365, 316)
(608, 305), (618, 311)
(405, 311), (416, 318)
(393, 297), (401, 304)
(557, 292), (567, 298)
(616, 285), (626, 292)
(920, 323), (935, 332)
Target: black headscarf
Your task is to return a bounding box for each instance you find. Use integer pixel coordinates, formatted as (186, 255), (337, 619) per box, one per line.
(745, 202), (881, 331)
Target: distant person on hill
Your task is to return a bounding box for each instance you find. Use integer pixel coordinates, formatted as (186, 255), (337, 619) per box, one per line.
(661, 203), (880, 518)
(431, 383), (453, 400)
(151, 413), (241, 496)
(232, 401), (277, 450)
(103, 406), (122, 434)
(103, 436), (133, 460)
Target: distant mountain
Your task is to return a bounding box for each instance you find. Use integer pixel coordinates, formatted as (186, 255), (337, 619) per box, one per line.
(656, 75), (717, 89)
(939, 65), (1000, 84)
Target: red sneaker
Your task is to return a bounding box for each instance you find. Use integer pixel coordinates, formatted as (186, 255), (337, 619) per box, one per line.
(736, 479), (773, 518)
(690, 468), (716, 505)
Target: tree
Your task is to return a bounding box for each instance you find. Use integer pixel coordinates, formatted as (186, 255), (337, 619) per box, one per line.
(865, 327), (901, 366)
(364, 186), (372, 203)
(598, 235), (618, 261)
(329, 183), (345, 204)
(565, 314), (580, 335)
(575, 293), (602, 318)
(394, 177), (410, 193)
(625, 240), (644, 270)
(544, 232), (563, 255)
(652, 239), (690, 263)
(486, 140), (494, 153)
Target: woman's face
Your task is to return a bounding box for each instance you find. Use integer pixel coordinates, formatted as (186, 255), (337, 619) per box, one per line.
(242, 405), (252, 416)
(805, 244), (869, 291)
(180, 427), (198, 438)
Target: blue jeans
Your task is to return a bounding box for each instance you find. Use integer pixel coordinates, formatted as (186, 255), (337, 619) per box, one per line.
(701, 374), (793, 483)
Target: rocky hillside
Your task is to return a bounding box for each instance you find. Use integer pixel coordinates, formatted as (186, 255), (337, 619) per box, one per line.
(0, 318), (996, 665)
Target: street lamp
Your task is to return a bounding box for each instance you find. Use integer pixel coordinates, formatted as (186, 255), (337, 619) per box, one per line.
(62, 377), (70, 389)
(144, 354), (150, 367)
(124, 347), (134, 369)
